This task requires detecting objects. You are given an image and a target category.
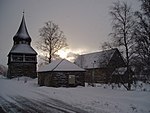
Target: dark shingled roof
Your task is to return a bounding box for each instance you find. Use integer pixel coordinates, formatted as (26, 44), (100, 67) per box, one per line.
(13, 14), (31, 43)
(75, 48), (119, 69)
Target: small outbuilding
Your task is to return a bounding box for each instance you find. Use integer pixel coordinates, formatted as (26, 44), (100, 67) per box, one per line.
(38, 59), (85, 87)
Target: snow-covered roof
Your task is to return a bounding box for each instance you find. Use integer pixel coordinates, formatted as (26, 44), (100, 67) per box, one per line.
(75, 48), (117, 69)
(112, 67), (127, 75)
(9, 44), (37, 55)
(38, 59), (85, 72)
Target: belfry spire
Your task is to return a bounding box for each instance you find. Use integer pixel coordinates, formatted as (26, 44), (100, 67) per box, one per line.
(13, 12), (31, 45)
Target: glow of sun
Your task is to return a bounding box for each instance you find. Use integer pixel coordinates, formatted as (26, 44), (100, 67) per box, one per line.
(58, 48), (86, 59)
(57, 49), (70, 59)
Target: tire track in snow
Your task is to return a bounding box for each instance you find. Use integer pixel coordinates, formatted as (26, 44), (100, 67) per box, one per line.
(10, 96), (87, 113)
(0, 96), (26, 113)
(31, 90), (88, 113)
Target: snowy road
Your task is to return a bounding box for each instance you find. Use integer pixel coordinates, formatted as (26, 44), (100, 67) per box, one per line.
(0, 95), (87, 113)
(0, 77), (88, 113)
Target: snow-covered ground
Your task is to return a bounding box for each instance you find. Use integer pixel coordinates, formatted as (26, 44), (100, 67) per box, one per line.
(0, 75), (150, 113)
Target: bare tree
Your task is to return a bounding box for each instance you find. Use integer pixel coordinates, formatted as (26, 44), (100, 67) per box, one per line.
(109, 1), (136, 90)
(36, 21), (68, 63)
(101, 41), (113, 50)
(134, 0), (150, 80)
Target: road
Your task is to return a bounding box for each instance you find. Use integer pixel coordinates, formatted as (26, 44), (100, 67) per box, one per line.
(0, 94), (87, 113)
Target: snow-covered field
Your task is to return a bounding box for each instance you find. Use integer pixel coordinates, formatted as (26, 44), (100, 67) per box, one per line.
(0, 75), (150, 113)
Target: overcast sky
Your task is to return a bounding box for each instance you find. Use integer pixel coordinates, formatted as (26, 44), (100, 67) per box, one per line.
(0, 0), (140, 66)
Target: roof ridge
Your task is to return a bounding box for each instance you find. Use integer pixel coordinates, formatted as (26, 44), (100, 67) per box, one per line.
(80, 48), (117, 56)
(51, 59), (64, 71)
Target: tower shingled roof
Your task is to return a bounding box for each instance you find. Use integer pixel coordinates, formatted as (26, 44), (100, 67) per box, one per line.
(13, 13), (31, 43)
(8, 13), (37, 55)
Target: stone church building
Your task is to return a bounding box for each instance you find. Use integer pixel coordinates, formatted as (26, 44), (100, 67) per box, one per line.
(7, 13), (37, 78)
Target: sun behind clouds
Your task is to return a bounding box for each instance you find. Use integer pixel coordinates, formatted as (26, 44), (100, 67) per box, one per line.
(57, 49), (69, 59)
(57, 48), (85, 61)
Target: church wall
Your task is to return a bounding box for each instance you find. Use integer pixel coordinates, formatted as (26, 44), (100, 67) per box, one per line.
(38, 71), (85, 87)
(7, 62), (37, 78)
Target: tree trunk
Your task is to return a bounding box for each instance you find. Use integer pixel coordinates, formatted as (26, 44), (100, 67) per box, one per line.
(49, 38), (52, 63)
(124, 23), (131, 90)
